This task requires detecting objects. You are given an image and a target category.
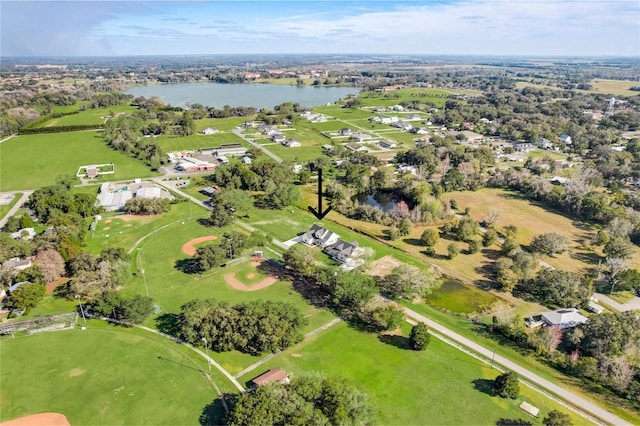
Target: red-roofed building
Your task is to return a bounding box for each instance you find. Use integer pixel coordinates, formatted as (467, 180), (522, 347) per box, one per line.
(250, 368), (290, 388)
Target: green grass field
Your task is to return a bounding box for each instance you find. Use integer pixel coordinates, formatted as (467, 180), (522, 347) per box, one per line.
(0, 132), (157, 191)
(238, 321), (588, 425)
(44, 104), (138, 127)
(155, 132), (249, 153)
(0, 322), (229, 425)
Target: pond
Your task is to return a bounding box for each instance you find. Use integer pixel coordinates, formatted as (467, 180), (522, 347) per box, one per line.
(425, 278), (500, 314)
(124, 82), (360, 109)
(353, 191), (400, 213)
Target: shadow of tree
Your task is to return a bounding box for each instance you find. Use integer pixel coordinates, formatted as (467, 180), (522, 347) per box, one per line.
(496, 418), (533, 426)
(471, 378), (495, 396)
(197, 218), (212, 227)
(199, 394), (235, 426)
(155, 313), (180, 337)
(175, 258), (199, 274)
(378, 333), (410, 350)
(402, 238), (424, 247)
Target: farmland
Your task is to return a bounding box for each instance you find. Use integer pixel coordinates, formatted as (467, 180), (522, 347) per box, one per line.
(0, 131), (157, 191)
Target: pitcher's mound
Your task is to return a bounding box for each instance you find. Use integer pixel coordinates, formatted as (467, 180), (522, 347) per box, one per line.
(182, 235), (218, 256)
(1, 413), (70, 426)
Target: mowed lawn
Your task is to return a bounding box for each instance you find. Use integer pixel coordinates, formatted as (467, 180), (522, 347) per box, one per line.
(44, 104), (137, 127)
(239, 321), (588, 425)
(0, 132), (157, 191)
(0, 323), (226, 425)
(125, 217), (336, 332)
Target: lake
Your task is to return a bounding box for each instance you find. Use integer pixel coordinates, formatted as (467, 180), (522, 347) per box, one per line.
(125, 82), (359, 109)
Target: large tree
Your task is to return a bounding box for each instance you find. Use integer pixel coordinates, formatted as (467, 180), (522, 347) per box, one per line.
(228, 374), (374, 426)
(6, 283), (45, 311)
(530, 233), (569, 256)
(409, 322), (431, 351)
(283, 244), (318, 277)
(529, 268), (593, 307)
(34, 249), (66, 283)
(493, 371), (519, 399)
(380, 264), (439, 299)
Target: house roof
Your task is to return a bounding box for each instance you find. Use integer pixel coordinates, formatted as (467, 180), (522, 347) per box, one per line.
(324, 239), (358, 260)
(304, 224), (339, 245)
(541, 308), (588, 329)
(251, 368), (288, 386)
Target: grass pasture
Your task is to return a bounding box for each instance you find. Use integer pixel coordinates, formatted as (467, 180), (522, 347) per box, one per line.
(442, 188), (629, 272)
(155, 132), (248, 153)
(0, 323), (226, 425)
(239, 321), (588, 425)
(43, 104), (137, 127)
(0, 132), (156, 191)
(589, 79), (640, 97)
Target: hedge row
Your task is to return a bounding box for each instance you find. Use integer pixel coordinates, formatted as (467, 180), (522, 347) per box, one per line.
(19, 124), (104, 134)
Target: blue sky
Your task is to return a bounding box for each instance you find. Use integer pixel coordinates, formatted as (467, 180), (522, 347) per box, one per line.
(1, 1), (638, 57)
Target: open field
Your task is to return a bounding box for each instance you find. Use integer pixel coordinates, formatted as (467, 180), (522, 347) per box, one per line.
(155, 132), (248, 152)
(124, 217), (336, 333)
(589, 79), (640, 97)
(442, 188), (640, 271)
(0, 322), (228, 425)
(0, 132), (157, 191)
(239, 321), (589, 425)
(43, 104), (137, 127)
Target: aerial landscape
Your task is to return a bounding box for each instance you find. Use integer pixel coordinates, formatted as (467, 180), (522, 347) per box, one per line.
(0, 1), (639, 425)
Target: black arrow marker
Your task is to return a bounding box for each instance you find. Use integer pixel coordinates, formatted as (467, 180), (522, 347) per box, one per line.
(308, 168), (332, 220)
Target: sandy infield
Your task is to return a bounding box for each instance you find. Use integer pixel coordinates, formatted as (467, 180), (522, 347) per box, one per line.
(1, 413), (70, 426)
(182, 235), (218, 256)
(224, 273), (277, 291)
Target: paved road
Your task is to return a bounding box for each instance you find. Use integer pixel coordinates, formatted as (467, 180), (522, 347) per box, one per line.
(0, 191), (33, 229)
(232, 128), (283, 163)
(402, 306), (631, 426)
(594, 292), (640, 312)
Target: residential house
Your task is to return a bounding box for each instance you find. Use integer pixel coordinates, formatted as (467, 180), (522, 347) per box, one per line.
(537, 137), (554, 149)
(349, 132), (372, 142)
(512, 142), (535, 153)
(346, 143), (367, 152)
(250, 368), (290, 388)
(282, 139), (301, 148)
(380, 116), (399, 125)
(11, 228), (36, 240)
(541, 308), (588, 329)
(241, 156), (252, 164)
(271, 133), (286, 143)
(379, 140), (397, 149)
(301, 224), (340, 247)
(559, 134), (573, 145)
(324, 239), (358, 263)
(1, 257), (33, 272)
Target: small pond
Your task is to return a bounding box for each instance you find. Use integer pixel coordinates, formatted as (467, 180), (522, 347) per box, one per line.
(353, 191), (400, 213)
(425, 278), (500, 314)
